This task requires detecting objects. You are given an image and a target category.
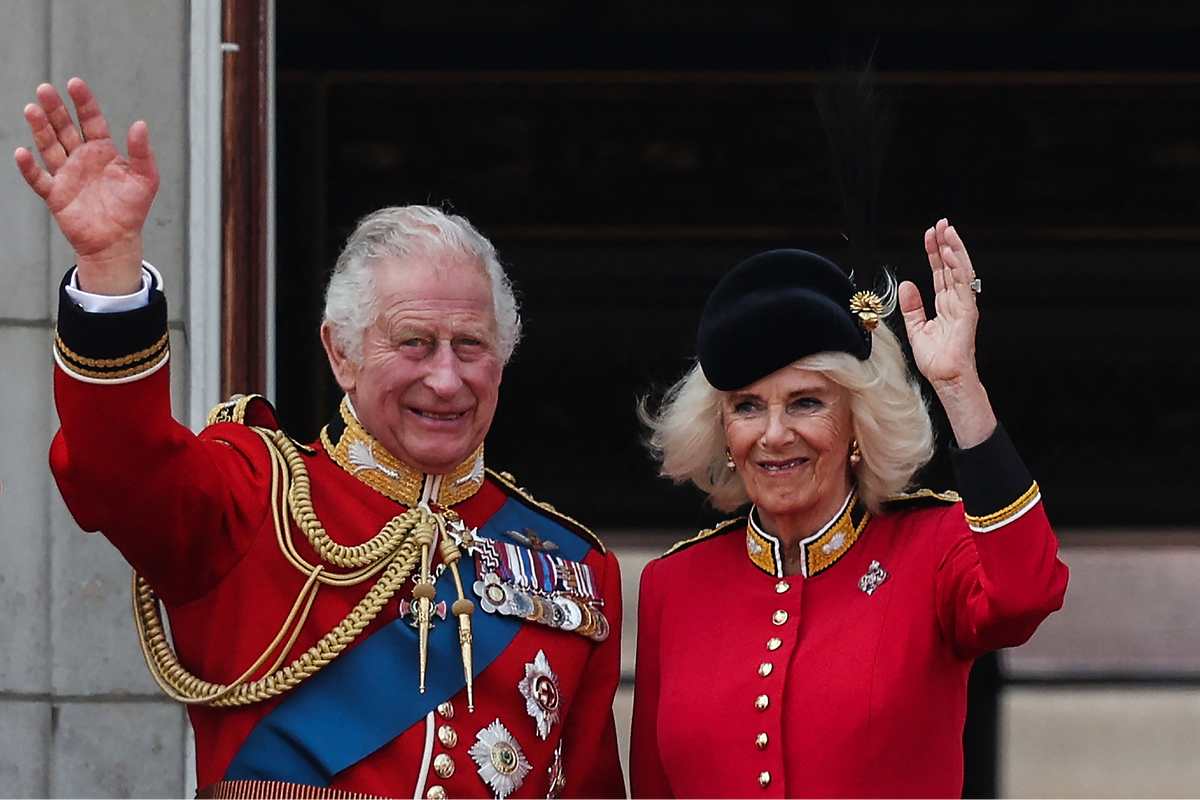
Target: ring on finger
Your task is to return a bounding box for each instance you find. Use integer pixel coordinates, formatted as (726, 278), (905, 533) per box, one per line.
(969, 278), (981, 294)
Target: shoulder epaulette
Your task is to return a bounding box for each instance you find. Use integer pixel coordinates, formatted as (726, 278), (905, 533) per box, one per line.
(486, 468), (607, 554)
(882, 488), (962, 510)
(206, 394), (315, 455)
(661, 517), (746, 559)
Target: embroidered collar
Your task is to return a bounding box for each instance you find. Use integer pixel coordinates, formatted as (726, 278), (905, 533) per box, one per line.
(320, 397), (486, 508)
(745, 492), (871, 578)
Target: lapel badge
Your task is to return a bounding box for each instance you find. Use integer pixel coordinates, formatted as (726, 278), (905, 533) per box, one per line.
(399, 598), (447, 627)
(821, 531), (846, 555)
(503, 526), (560, 552)
(519, 649), (562, 739)
(858, 560), (889, 595)
(469, 719), (531, 800)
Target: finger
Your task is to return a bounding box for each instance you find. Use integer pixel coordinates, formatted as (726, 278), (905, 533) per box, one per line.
(35, 82), (85, 155)
(897, 280), (928, 340)
(66, 77), (113, 146)
(938, 225), (979, 307)
(126, 120), (161, 189)
(925, 224), (948, 297)
(23, 102), (69, 174)
(13, 146), (54, 199)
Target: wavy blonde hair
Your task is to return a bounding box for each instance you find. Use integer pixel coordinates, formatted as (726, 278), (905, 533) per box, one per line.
(642, 322), (934, 513)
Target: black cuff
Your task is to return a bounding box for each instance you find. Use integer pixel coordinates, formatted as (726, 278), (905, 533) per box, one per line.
(54, 268), (169, 382)
(948, 423), (1036, 519)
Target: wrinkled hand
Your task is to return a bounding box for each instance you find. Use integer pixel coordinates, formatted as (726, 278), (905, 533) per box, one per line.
(898, 218), (980, 389)
(898, 219), (996, 448)
(13, 77), (158, 295)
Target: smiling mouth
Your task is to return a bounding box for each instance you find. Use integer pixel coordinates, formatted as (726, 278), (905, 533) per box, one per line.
(758, 458), (807, 472)
(412, 409), (466, 421)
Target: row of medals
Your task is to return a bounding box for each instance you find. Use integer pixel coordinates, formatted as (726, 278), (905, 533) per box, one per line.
(474, 570), (610, 641)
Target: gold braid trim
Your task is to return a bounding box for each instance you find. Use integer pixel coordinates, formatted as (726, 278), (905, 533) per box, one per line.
(964, 481), (1041, 530)
(134, 428), (430, 706)
(55, 330), (169, 368)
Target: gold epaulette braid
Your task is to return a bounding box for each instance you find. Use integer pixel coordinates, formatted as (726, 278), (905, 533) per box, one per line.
(134, 428), (429, 706)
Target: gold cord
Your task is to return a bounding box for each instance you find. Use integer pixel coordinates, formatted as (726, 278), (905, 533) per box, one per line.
(134, 428), (428, 706)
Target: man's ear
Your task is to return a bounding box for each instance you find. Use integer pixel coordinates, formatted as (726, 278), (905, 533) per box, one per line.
(321, 321), (358, 393)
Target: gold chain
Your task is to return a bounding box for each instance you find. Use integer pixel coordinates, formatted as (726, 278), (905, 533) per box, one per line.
(134, 428), (428, 706)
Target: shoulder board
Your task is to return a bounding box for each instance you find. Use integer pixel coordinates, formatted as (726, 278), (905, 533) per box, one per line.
(486, 468), (607, 554)
(882, 488), (962, 510)
(206, 394), (315, 455)
(661, 517), (746, 559)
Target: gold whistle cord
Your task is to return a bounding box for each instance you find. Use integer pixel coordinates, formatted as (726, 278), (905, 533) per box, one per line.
(134, 428), (429, 707)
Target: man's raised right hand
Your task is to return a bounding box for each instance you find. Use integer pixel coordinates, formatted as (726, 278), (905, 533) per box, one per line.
(14, 77), (159, 296)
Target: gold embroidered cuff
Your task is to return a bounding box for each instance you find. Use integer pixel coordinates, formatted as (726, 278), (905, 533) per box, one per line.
(965, 481), (1041, 532)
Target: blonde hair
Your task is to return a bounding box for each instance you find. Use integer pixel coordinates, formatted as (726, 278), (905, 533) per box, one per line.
(642, 322), (934, 513)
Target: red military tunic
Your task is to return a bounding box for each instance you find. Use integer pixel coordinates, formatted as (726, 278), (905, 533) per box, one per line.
(50, 270), (626, 799)
(631, 429), (1068, 799)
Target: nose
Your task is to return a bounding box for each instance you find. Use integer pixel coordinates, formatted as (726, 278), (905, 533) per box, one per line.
(424, 341), (465, 398)
(760, 405), (795, 448)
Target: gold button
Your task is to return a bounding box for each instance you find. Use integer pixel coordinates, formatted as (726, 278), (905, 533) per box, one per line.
(756, 732), (769, 750)
(438, 725), (458, 748)
(426, 787), (447, 800)
(766, 637), (782, 651)
(759, 771), (771, 788)
(775, 580), (790, 593)
(433, 752), (456, 779)
(436, 701), (455, 719)
(772, 610), (788, 625)
(755, 694), (769, 711)
(758, 662), (773, 677)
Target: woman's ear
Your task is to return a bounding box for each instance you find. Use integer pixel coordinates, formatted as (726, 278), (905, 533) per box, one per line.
(320, 321), (358, 393)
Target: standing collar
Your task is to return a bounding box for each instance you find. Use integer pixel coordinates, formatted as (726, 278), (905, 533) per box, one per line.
(320, 396), (486, 508)
(745, 492), (870, 578)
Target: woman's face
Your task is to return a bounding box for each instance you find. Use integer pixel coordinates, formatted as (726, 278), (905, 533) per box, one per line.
(721, 365), (856, 537)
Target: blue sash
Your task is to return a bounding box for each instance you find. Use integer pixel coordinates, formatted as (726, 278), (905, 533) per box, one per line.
(224, 496), (591, 785)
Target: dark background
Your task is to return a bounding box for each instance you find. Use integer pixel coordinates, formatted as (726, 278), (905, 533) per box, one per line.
(274, 1), (1200, 532)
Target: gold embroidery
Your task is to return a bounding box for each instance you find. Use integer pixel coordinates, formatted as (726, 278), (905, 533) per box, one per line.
(55, 331), (169, 368)
(803, 503), (871, 577)
(661, 518), (744, 559)
(321, 398), (484, 508)
(965, 481), (1040, 530)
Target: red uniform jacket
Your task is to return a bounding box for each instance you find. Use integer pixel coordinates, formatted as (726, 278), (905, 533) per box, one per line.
(50, 270), (626, 799)
(631, 429), (1068, 799)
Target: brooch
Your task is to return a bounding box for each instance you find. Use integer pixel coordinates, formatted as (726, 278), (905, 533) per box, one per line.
(849, 291), (885, 333)
(858, 560), (890, 595)
(470, 719), (531, 800)
(518, 650), (562, 739)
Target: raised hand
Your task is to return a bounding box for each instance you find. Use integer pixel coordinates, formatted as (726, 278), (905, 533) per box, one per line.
(13, 77), (159, 295)
(898, 219), (996, 448)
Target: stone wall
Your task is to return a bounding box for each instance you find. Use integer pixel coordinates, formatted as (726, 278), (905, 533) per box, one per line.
(0, 2), (193, 797)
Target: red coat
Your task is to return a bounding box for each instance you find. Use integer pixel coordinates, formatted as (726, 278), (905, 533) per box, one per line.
(50, 273), (626, 799)
(631, 434), (1068, 799)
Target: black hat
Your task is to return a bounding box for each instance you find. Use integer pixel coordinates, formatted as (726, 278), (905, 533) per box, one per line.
(697, 249), (875, 391)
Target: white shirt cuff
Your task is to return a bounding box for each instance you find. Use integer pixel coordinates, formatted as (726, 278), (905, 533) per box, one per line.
(65, 265), (154, 313)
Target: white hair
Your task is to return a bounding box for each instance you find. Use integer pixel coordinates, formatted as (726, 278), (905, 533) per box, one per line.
(642, 321), (934, 514)
(323, 205), (521, 364)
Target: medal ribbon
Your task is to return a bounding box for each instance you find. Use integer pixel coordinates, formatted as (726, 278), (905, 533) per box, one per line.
(223, 496), (594, 787)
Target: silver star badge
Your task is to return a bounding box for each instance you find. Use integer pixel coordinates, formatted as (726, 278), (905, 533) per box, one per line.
(469, 719), (531, 800)
(518, 650), (562, 739)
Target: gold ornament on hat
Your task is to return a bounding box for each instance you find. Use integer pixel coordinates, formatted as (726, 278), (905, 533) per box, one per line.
(849, 291), (885, 333)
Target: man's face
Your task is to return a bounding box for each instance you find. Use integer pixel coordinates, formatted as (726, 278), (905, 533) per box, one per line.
(323, 253), (504, 474)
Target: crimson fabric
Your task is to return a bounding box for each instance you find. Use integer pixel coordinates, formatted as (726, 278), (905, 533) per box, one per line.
(630, 501), (1067, 799)
(51, 366), (626, 799)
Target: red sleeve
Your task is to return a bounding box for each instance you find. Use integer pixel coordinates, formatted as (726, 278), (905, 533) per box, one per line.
(934, 425), (1069, 659)
(936, 500), (1069, 660)
(561, 549), (627, 798)
(51, 365), (273, 606)
(630, 557), (673, 799)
